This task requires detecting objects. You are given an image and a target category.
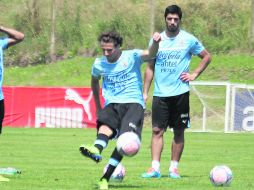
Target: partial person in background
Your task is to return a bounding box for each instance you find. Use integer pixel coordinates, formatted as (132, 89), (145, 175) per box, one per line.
(141, 5), (211, 179)
(0, 26), (24, 134)
(0, 26), (24, 182)
(79, 31), (161, 190)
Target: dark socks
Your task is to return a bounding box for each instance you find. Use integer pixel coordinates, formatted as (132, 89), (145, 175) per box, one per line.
(102, 148), (123, 181)
(94, 133), (109, 153)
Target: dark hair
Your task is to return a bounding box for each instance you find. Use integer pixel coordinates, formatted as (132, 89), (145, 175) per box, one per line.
(98, 31), (123, 47)
(164, 5), (182, 20)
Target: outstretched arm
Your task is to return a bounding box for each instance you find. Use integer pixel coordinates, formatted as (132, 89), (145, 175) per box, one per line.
(0, 26), (25, 47)
(180, 49), (211, 82)
(143, 60), (155, 103)
(141, 32), (161, 62)
(91, 76), (102, 114)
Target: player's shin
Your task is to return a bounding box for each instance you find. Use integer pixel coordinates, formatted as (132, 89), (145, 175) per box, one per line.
(102, 148), (123, 181)
(94, 133), (109, 153)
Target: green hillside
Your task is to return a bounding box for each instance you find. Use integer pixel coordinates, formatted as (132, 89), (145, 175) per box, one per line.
(4, 55), (254, 87)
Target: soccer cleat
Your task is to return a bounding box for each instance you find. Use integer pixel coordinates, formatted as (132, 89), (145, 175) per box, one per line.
(97, 178), (108, 190)
(79, 144), (102, 163)
(169, 168), (181, 179)
(141, 168), (161, 178)
(0, 175), (9, 182)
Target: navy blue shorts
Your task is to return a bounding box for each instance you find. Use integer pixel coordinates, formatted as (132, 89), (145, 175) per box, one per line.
(152, 91), (190, 130)
(97, 103), (144, 139)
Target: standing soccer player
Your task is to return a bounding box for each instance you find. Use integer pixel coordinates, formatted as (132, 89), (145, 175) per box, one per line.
(141, 5), (211, 179)
(0, 26), (24, 182)
(79, 31), (161, 189)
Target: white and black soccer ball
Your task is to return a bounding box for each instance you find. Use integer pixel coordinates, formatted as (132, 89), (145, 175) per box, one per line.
(103, 163), (126, 182)
(209, 165), (233, 186)
(116, 132), (141, 157)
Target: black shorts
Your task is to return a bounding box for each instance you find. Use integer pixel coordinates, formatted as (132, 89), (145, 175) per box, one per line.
(0, 99), (5, 134)
(97, 103), (144, 139)
(152, 92), (190, 130)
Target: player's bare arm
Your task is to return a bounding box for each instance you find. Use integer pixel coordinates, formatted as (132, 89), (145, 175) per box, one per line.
(180, 49), (211, 82)
(143, 60), (155, 103)
(91, 76), (102, 114)
(141, 32), (161, 62)
(0, 26), (24, 47)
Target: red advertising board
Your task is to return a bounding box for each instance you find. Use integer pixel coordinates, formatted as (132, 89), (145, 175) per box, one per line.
(3, 87), (103, 128)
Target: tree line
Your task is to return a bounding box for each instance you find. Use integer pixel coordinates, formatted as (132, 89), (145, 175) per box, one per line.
(0, 0), (253, 66)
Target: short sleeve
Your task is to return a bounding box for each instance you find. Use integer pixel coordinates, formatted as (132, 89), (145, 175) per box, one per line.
(91, 58), (101, 79)
(190, 38), (204, 55)
(132, 49), (143, 66)
(0, 38), (8, 50)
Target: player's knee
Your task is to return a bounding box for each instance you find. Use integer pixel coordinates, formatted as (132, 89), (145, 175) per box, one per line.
(152, 127), (164, 137)
(173, 128), (184, 140)
(98, 125), (114, 137)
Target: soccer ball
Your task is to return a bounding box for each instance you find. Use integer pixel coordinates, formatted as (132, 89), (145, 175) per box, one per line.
(116, 132), (141, 157)
(209, 165), (233, 186)
(103, 163), (126, 182)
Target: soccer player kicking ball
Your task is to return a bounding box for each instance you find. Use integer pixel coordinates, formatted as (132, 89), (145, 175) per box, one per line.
(0, 26), (24, 182)
(79, 31), (161, 190)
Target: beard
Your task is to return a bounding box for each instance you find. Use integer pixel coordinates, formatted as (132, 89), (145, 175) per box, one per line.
(167, 25), (178, 33)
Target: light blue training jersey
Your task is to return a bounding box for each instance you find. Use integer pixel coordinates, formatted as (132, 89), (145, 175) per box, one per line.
(92, 49), (145, 108)
(0, 38), (8, 100)
(152, 30), (204, 97)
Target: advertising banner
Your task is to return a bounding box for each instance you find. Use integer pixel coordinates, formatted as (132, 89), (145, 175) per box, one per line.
(233, 88), (254, 131)
(3, 87), (103, 128)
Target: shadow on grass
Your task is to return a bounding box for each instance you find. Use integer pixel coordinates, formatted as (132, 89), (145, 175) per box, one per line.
(109, 184), (141, 189)
(92, 174), (209, 189)
(93, 183), (141, 189)
(160, 174), (190, 178)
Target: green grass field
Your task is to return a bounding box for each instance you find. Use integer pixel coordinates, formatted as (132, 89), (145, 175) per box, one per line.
(0, 127), (254, 190)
